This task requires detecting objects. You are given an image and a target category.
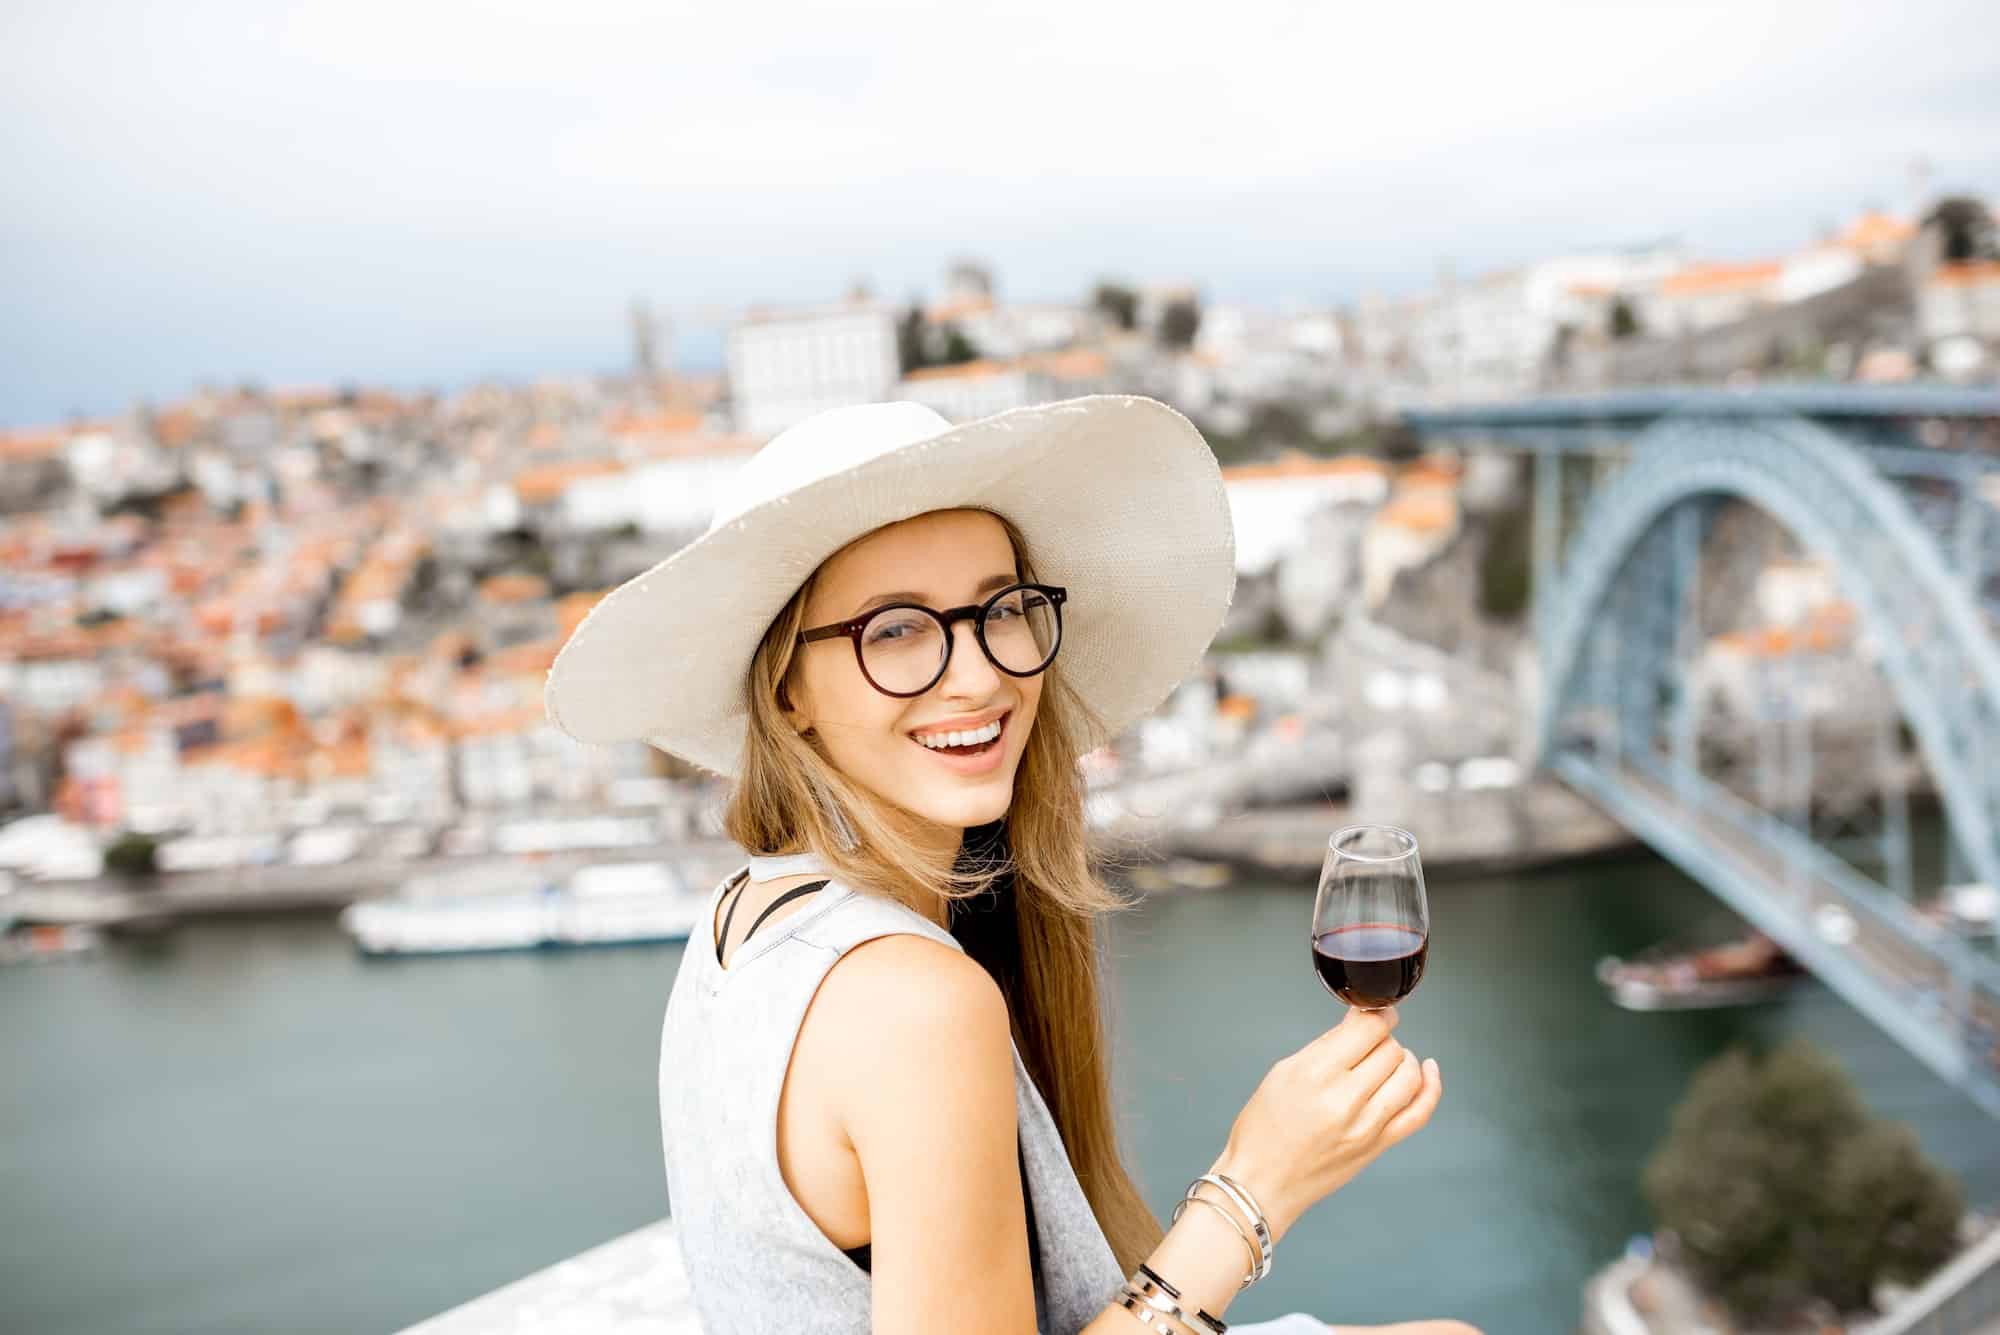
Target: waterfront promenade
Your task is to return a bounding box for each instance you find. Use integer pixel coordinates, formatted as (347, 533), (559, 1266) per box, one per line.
(403, 1220), (696, 1335)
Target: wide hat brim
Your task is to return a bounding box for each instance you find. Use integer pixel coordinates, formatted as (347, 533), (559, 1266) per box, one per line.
(543, 394), (1235, 777)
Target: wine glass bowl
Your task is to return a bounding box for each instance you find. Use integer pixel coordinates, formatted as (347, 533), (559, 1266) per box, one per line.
(1311, 824), (1430, 1010)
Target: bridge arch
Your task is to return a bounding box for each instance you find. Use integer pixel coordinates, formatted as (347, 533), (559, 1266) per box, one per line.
(1535, 414), (2000, 896)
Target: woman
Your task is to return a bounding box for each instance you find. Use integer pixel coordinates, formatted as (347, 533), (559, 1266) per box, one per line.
(545, 397), (1473, 1335)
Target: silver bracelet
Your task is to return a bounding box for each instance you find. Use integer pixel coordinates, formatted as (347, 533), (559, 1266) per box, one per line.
(1190, 1173), (1274, 1284)
(1128, 1270), (1228, 1335)
(1114, 1285), (1182, 1334)
(1170, 1193), (1261, 1289)
(1137, 1264), (1228, 1335)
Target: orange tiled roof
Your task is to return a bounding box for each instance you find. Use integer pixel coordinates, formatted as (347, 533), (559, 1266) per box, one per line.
(1836, 211), (1915, 252)
(150, 407), (201, 447)
(606, 410), (705, 438)
(1714, 608), (1853, 658)
(181, 737), (301, 779)
(1929, 261), (2000, 288)
(488, 638), (559, 676)
(1660, 261), (1783, 296)
(1030, 349), (1110, 380)
(1399, 456), (1464, 486)
(308, 736), (371, 780)
(0, 428), (67, 461)
(478, 572), (550, 604)
(513, 458), (626, 504)
(1374, 493), (1458, 534)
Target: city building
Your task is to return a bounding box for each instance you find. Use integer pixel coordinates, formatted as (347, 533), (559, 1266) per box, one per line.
(726, 303), (900, 437)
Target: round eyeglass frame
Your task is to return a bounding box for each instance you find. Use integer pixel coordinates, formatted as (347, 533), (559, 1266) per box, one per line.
(796, 582), (1068, 699)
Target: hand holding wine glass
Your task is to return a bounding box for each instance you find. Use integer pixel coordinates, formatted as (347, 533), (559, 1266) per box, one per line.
(1207, 826), (1441, 1243)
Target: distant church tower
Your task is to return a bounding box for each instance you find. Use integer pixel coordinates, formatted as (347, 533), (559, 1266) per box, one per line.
(631, 298), (663, 384)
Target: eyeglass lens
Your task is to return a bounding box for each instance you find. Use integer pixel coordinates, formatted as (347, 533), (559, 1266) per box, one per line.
(859, 588), (1060, 694)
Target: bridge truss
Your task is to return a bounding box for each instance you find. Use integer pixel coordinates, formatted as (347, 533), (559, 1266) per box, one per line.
(1408, 389), (2000, 1116)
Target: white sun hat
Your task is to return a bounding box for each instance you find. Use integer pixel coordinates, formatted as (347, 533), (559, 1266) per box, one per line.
(543, 394), (1235, 777)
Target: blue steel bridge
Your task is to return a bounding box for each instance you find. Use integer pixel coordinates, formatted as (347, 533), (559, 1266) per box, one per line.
(1405, 387), (2000, 1119)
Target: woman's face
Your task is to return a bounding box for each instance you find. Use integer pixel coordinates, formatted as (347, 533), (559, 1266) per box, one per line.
(784, 508), (1045, 834)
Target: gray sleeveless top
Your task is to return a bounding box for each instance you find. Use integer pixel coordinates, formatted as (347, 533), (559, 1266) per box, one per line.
(657, 852), (1328, 1335)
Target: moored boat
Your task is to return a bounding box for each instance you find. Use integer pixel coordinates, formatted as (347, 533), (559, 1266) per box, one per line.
(340, 860), (706, 957)
(1596, 931), (1809, 1011)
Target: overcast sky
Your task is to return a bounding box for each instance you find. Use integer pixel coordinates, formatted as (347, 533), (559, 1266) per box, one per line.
(3, 0), (1997, 426)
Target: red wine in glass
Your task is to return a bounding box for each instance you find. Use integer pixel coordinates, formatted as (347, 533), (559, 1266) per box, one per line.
(1312, 826), (1429, 1010)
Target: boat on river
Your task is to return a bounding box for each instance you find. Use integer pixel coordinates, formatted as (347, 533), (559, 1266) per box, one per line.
(340, 861), (706, 957)
(1596, 930), (1809, 1011)
(0, 923), (104, 965)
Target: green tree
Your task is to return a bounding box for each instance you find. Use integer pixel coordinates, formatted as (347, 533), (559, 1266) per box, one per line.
(1092, 281), (1138, 331)
(896, 302), (927, 374)
(104, 831), (159, 879)
(1924, 195), (1999, 263)
(896, 307), (980, 372)
(1609, 295), (1641, 339)
(935, 324), (978, 366)
(1159, 297), (1202, 349)
(1478, 498), (1533, 619)
(1643, 1040), (1961, 1323)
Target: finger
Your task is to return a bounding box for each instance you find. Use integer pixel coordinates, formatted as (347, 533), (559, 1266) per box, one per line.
(1379, 1057), (1443, 1143)
(1360, 1048), (1424, 1127)
(1345, 1037), (1409, 1098)
(1317, 1005), (1399, 1067)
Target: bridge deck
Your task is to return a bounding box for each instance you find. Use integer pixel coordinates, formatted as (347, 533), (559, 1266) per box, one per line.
(1555, 753), (2000, 1117)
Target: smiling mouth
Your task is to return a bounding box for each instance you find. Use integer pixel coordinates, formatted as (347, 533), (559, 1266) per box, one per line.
(909, 711), (1009, 758)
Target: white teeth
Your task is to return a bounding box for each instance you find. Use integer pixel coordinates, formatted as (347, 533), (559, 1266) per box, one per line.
(915, 719), (1003, 750)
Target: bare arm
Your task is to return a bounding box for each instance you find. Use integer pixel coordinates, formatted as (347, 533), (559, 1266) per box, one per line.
(821, 935), (1037, 1332)
(819, 936), (1443, 1335)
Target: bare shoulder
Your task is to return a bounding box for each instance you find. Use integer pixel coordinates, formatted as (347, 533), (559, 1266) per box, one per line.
(800, 931), (1014, 1129)
(811, 931), (1009, 1051)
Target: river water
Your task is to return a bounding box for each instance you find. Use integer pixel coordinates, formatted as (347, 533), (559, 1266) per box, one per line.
(5, 851), (1997, 1334)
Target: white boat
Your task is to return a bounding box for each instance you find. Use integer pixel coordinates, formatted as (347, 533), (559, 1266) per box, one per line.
(340, 860), (706, 957)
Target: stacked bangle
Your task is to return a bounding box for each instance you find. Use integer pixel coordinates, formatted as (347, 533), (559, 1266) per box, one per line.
(1137, 1264), (1227, 1334)
(1117, 1273), (1227, 1335)
(1114, 1285), (1182, 1335)
(1193, 1173), (1274, 1284)
(1170, 1194), (1261, 1288)
(1126, 1167), (1273, 1331)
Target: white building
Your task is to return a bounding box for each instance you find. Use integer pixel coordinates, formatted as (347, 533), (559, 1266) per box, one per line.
(1920, 262), (2000, 343)
(1354, 246), (1682, 402)
(1222, 456), (1393, 578)
(952, 303), (1093, 361)
(727, 304), (900, 438)
(1639, 261), (1784, 337)
(560, 448), (755, 536)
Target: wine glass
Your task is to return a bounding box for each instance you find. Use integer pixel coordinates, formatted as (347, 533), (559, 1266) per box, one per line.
(1312, 825), (1430, 1010)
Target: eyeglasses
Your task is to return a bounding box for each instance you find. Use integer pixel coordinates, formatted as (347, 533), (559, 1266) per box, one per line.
(798, 583), (1067, 698)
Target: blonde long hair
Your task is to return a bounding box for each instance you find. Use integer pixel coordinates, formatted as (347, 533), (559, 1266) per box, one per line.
(721, 511), (1165, 1273)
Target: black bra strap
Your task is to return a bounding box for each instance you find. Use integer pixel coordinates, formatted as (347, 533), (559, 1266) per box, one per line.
(715, 874), (750, 966)
(746, 880), (830, 942)
(718, 877), (831, 965)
